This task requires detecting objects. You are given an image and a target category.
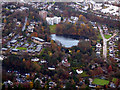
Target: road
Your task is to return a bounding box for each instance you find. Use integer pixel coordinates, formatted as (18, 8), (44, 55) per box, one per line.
(22, 17), (27, 31)
(98, 26), (116, 61)
(99, 26), (107, 60)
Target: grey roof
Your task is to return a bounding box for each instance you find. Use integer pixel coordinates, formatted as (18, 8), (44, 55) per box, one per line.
(35, 45), (42, 52)
(12, 49), (19, 52)
(32, 37), (44, 42)
(2, 48), (8, 51)
(10, 40), (17, 43)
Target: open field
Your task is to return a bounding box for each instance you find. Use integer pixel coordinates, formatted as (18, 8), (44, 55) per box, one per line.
(16, 47), (27, 50)
(49, 25), (56, 34)
(92, 78), (109, 85)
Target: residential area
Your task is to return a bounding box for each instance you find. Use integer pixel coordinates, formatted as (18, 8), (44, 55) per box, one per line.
(1, 1), (120, 89)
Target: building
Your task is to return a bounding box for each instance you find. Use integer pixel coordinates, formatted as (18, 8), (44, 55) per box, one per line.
(31, 58), (39, 62)
(16, 22), (21, 26)
(10, 40), (17, 44)
(39, 10), (48, 19)
(31, 37), (44, 44)
(76, 69), (83, 74)
(27, 25), (34, 32)
(35, 45), (42, 53)
(43, 42), (51, 47)
(62, 58), (70, 67)
(1, 48), (8, 54)
(96, 43), (102, 48)
(46, 16), (61, 25)
(109, 41), (114, 46)
(11, 49), (19, 55)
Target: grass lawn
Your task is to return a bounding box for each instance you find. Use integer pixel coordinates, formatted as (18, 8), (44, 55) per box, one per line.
(104, 35), (112, 39)
(92, 78), (109, 86)
(112, 78), (117, 83)
(98, 34), (112, 39)
(98, 34), (102, 39)
(80, 72), (88, 77)
(49, 25), (56, 34)
(16, 47), (27, 50)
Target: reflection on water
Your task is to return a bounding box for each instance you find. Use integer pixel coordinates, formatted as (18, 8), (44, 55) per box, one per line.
(51, 34), (79, 48)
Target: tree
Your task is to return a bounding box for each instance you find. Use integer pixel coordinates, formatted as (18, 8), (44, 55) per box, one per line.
(108, 65), (112, 73)
(3, 18), (7, 23)
(29, 81), (33, 88)
(31, 32), (38, 37)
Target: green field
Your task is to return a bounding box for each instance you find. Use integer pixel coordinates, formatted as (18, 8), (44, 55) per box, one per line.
(92, 78), (109, 86)
(104, 35), (112, 39)
(49, 25), (56, 34)
(112, 78), (117, 83)
(16, 47), (27, 50)
(80, 72), (88, 77)
(98, 34), (102, 39)
(98, 34), (112, 39)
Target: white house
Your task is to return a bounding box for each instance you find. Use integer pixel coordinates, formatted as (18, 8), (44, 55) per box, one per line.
(109, 41), (114, 46)
(76, 69), (83, 74)
(10, 40), (17, 44)
(27, 25), (34, 32)
(96, 43), (102, 48)
(62, 58), (70, 67)
(31, 58), (39, 62)
(48, 67), (55, 70)
(46, 16), (61, 25)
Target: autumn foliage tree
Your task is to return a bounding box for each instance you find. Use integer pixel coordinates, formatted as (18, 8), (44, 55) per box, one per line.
(31, 32), (38, 37)
(56, 20), (97, 39)
(108, 65), (112, 73)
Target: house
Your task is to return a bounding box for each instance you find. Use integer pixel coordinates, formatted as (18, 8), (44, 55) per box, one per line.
(11, 49), (19, 54)
(31, 37), (44, 44)
(109, 41), (114, 46)
(118, 63), (120, 67)
(70, 16), (78, 23)
(48, 67), (55, 70)
(114, 58), (120, 62)
(34, 78), (43, 84)
(96, 51), (100, 56)
(16, 21), (21, 26)
(43, 42), (51, 47)
(40, 59), (47, 64)
(76, 69), (83, 74)
(27, 25), (34, 32)
(89, 84), (97, 88)
(109, 46), (114, 53)
(112, 36), (119, 41)
(9, 33), (15, 37)
(2, 48), (8, 54)
(18, 35), (23, 39)
(62, 58), (70, 67)
(31, 58), (39, 62)
(110, 82), (116, 88)
(35, 45), (42, 53)
(10, 40), (17, 44)
(16, 77), (26, 83)
(89, 78), (93, 84)
(49, 81), (57, 87)
(96, 43), (101, 48)
(39, 10), (48, 19)
(46, 16), (61, 25)
(48, 66), (55, 70)
(0, 55), (6, 61)
(109, 53), (114, 57)
(3, 80), (13, 86)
